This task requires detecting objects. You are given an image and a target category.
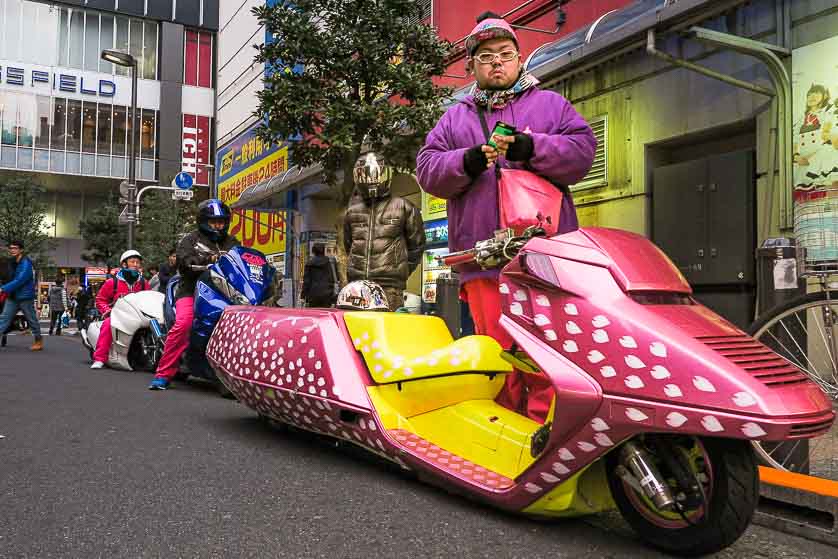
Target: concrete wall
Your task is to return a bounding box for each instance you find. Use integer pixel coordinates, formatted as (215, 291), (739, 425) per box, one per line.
(216, 0), (265, 148)
(549, 0), (838, 243)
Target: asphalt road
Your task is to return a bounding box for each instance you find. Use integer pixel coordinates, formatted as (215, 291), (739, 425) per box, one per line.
(1, 333), (835, 558)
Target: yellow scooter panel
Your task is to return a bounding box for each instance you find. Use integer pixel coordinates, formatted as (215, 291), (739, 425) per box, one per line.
(343, 312), (512, 383)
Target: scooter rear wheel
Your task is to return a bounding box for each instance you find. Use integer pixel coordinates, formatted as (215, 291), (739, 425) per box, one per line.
(607, 436), (758, 556)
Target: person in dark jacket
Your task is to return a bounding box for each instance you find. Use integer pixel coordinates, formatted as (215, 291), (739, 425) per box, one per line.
(47, 277), (68, 336)
(0, 240), (43, 351)
(343, 151), (425, 311)
(149, 199), (239, 390)
(156, 249), (177, 293)
(75, 284), (92, 329)
(302, 243), (338, 308)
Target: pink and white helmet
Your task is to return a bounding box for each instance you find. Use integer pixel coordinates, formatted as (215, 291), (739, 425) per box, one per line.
(336, 280), (390, 311)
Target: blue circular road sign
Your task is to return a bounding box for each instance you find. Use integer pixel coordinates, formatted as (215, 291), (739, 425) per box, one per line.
(173, 172), (194, 190)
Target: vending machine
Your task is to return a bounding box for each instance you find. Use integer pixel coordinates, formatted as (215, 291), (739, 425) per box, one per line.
(421, 219), (450, 305)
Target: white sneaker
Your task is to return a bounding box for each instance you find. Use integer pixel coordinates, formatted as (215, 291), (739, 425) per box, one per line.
(90, 361), (105, 369)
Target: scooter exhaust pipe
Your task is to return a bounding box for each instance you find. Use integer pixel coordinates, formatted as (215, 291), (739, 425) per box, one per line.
(617, 441), (675, 510)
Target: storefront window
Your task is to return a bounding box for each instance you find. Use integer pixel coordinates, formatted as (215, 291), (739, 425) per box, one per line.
(140, 109), (156, 159)
(82, 102), (97, 154)
(0, 92), (19, 146)
(68, 8), (84, 69)
(50, 98), (66, 151)
(112, 105), (127, 157)
(114, 16), (130, 77)
(66, 99), (82, 152)
(84, 13), (100, 72)
(130, 20), (144, 77)
(35, 96), (51, 149)
(97, 104), (112, 154)
(144, 22), (159, 80)
(100, 14), (115, 74)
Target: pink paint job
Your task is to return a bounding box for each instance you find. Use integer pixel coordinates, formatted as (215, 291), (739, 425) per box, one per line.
(207, 227), (834, 514)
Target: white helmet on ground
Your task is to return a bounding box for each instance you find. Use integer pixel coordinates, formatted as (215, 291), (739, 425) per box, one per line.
(336, 280), (390, 311)
(120, 250), (143, 266)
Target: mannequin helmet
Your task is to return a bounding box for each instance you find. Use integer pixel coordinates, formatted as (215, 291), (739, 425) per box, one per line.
(353, 152), (393, 200)
(336, 280), (390, 311)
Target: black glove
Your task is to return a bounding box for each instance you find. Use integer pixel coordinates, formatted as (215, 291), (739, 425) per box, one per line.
(463, 145), (489, 178)
(505, 133), (534, 162)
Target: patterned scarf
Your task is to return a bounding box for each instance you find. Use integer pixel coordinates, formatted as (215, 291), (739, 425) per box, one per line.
(472, 71), (540, 109)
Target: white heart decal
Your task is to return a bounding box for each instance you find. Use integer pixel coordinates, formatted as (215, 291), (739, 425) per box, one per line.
(664, 384), (683, 398)
(552, 462), (570, 475)
(540, 472), (560, 483)
(594, 433), (614, 447)
(592, 329), (609, 344)
(625, 408), (649, 422)
(741, 422), (767, 438)
(557, 448), (575, 461)
(650, 365), (671, 380)
(701, 415), (724, 432)
(587, 350), (605, 363)
(590, 418), (610, 432)
(524, 483), (543, 494)
(732, 392), (757, 408)
(534, 314), (551, 326)
(509, 302), (524, 316)
(513, 290), (528, 302)
(499, 283), (510, 294)
(624, 375), (645, 389)
(693, 376), (717, 393)
(544, 330), (558, 341)
(565, 321), (582, 335)
(563, 303), (579, 316)
(562, 340), (579, 353)
(578, 441), (597, 452)
(666, 412), (688, 428)
(535, 295), (551, 307)
(600, 366), (617, 378)
(619, 336), (638, 349)
(625, 355), (645, 369)
(649, 342), (667, 358)
(592, 315), (610, 328)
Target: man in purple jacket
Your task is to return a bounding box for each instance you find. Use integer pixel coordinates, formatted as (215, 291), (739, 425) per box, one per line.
(416, 12), (596, 422)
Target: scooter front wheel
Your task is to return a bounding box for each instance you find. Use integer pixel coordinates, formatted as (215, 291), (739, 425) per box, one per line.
(606, 435), (758, 556)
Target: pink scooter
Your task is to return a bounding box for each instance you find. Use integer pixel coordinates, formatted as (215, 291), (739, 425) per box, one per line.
(206, 226), (834, 556)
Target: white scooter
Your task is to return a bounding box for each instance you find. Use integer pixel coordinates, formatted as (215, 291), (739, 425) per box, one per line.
(80, 290), (166, 371)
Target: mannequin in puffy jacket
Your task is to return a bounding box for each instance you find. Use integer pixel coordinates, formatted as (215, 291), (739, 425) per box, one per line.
(343, 152), (425, 311)
(90, 250), (150, 369)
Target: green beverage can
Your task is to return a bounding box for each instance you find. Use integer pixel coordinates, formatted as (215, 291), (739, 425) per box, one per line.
(488, 121), (516, 148)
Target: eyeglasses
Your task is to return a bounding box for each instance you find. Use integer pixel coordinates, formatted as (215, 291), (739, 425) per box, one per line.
(473, 50), (519, 65)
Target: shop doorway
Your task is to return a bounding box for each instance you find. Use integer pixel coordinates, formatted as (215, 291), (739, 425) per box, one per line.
(649, 123), (757, 328)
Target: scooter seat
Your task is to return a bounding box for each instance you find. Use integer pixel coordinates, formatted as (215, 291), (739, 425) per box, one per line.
(343, 312), (512, 384)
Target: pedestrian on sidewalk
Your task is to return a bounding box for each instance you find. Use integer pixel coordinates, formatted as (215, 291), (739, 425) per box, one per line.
(0, 240), (44, 351)
(156, 249), (177, 293)
(147, 265), (161, 292)
(75, 285), (92, 330)
(48, 277), (68, 336)
(301, 243), (339, 308)
(0, 252), (16, 347)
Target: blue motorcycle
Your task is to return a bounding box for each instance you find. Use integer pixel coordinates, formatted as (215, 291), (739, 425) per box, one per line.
(158, 245), (277, 394)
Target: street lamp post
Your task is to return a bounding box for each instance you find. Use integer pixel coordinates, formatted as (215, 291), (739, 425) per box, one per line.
(101, 49), (139, 249)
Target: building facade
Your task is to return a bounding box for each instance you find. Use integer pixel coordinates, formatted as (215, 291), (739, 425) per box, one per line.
(0, 0), (218, 268)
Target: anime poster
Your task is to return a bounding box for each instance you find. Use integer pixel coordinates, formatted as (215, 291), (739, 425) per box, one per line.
(791, 37), (838, 195)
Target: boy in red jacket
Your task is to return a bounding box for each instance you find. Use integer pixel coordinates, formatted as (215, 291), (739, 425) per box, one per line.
(90, 250), (150, 369)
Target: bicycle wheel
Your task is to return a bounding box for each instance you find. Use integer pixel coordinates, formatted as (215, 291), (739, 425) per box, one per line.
(748, 291), (838, 479)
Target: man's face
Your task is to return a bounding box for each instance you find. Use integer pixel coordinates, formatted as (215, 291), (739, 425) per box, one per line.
(124, 257), (142, 270)
(168, 254), (177, 265)
(8, 245), (21, 259)
(207, 218), (227, 231)
(471, 38), (521, 91)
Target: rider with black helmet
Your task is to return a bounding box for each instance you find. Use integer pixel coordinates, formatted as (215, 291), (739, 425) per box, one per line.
(149, 199), (240, 390)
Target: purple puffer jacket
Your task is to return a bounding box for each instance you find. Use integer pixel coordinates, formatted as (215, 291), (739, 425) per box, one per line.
(416, 87), (596, 283)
